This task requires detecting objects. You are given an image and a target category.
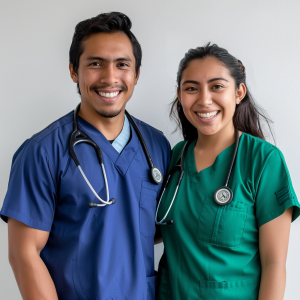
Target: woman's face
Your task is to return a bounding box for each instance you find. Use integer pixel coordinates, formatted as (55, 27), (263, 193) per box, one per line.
(178, 56), (245, 137)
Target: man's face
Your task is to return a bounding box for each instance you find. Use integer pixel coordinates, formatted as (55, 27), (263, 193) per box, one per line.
(70, 32), (139, 118)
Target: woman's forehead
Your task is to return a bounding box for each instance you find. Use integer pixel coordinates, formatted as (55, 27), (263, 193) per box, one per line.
(182, 57), (231, 82)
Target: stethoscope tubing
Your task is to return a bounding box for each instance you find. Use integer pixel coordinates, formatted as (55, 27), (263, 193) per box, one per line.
(155, 141), (190, 225)
(155, 128), (240, 225)
(70, 104), (163, 208)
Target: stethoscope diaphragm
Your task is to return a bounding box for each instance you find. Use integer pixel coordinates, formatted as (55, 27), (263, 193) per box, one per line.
(151, 167), (163, 184)
(213, 186), (233, 206)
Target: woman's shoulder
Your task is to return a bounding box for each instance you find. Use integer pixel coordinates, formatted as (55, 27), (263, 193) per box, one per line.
(172, 140), (187, 155)
(241, 132), (282, 157)
(240, 132), (287, 173)
(167, 140), (190, 172)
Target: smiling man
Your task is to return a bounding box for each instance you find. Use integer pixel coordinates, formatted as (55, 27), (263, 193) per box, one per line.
(0, 12), (170, 300)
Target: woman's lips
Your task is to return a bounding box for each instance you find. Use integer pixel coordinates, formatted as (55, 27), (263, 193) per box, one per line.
(195, 110), (220, 123)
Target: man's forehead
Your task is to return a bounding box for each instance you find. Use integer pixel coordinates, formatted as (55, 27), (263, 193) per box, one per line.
(81, 32), (134, 59)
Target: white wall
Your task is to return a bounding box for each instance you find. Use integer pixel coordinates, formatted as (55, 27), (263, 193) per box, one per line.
(1, 0), (300, 298)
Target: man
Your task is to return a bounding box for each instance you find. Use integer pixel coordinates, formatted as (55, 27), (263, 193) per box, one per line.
(1, 12), (170, 299)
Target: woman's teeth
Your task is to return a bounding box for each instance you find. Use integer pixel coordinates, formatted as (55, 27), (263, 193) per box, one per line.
(98, 91), (119, 98)
(197, 111), (219, 119)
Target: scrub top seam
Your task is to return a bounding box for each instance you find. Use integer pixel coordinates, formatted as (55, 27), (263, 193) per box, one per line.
(30, 139), (56, 191)
(253, 149), (276, 201)
(8, 139), (31, 181)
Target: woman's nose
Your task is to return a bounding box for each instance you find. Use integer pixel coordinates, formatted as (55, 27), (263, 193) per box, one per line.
(197, 88), (212, 106)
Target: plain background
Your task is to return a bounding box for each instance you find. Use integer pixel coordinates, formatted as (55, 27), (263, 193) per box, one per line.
(1, 0), (300, 298)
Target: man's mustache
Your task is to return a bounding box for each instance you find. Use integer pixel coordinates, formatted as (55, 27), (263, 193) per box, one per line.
(90, 84), (127, 91)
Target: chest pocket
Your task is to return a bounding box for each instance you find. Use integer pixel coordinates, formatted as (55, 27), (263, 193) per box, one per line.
(197, 197), (248, 248)
(140, 180), (158, 238)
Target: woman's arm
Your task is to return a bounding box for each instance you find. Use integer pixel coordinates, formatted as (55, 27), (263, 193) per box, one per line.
(258, 207), (293, 300)
(8, 218), (59, 300)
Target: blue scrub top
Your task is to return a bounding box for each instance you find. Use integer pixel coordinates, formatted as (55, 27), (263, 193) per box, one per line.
(1, 111), (171, 300)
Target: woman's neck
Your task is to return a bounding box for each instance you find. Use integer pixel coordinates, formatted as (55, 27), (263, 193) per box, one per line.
(194, 122), (237, 173)
(196, 122), (236, 152)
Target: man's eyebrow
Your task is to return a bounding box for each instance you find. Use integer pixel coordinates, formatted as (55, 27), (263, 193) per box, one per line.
(85, 56), (132, 62)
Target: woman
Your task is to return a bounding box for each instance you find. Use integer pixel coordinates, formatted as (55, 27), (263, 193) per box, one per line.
(156, 44), (300, 300)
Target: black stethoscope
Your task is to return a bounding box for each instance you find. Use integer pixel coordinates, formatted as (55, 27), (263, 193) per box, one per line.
(69, 104), (163, 208)
(155, 128), (240, 225)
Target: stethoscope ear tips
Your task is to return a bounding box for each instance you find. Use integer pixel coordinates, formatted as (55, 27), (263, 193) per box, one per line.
(110, 198), (116, 204)
(167, 220), (174, 225)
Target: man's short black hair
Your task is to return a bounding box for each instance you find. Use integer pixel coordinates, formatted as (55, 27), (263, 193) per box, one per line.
(69, 12), (142, 92)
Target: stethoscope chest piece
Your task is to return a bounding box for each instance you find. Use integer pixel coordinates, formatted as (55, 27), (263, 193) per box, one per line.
(214, 186), (233, 206)
(151, 166), (163, 184)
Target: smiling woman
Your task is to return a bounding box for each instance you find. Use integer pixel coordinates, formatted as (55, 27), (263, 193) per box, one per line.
(170, 44), (273, 142)
(156, 44), (300, 300)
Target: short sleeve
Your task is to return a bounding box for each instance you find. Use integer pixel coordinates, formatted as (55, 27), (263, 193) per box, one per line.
(0, 139), (56, 231)
(255, 149), (300, 227)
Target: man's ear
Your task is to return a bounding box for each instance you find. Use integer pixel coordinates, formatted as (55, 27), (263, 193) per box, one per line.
(236, 83), (246, 104)
(134, 67), (140, 85)
(69, 63), (78, 83)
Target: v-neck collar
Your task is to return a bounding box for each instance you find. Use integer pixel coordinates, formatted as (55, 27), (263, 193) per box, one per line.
(77, 115), (139, 176)
(186, 134), (244, 185)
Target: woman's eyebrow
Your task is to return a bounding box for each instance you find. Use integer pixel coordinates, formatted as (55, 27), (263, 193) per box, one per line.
(181, 80), (199, 85)
(182, 78), (229, 85)
(207, 77), (229, 83)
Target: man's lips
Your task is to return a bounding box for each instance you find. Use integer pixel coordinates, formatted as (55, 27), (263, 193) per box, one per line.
(96, 90), (121, 98)
(95, 90), (123, 103)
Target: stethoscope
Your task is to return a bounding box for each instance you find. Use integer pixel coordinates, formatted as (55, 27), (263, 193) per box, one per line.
(69, 104), (163, 208)
(155, 128), (240, 225)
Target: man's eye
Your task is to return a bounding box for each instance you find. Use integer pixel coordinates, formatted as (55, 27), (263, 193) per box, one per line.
(90, 62), (100, 66)
(118, 63), (129, 67)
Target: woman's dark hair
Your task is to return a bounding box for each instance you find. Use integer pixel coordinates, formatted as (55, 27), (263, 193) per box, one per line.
(69, 12), (142, 94)
(170, 43), (274, 141)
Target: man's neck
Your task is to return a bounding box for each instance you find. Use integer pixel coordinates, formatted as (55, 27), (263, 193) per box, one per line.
(78, 102), (125, 141)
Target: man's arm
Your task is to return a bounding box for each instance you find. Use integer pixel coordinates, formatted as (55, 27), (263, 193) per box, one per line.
(8, 218), (58, 300)
(258, 207), (293, 300)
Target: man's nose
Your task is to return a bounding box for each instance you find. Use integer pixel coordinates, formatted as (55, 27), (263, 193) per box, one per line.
(100, 64), (118, 85)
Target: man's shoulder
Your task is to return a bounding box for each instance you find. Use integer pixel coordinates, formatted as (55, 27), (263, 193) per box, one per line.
(30, 111), (74, 145)
(132, 116), (166, 140)
(12, 111), (74, 165)
(132, 116), (170, 152)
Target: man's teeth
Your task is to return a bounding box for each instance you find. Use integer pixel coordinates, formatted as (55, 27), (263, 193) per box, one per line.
(98, 91), (119, 98)
(197, 111), (219, 119)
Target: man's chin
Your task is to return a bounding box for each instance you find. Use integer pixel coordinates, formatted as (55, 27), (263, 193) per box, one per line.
(96, 108), (123, 119)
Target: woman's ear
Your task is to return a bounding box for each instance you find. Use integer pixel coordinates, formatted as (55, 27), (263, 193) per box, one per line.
(236, 83), (247, 104)
(177, 87), (181, 103)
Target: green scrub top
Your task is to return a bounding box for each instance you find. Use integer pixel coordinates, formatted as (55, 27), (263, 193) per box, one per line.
(157, 133), (300, 300)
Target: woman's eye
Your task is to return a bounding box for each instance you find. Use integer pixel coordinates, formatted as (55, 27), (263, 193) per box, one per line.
(186, 86), (197, 91)
(212, 84), (223, 90)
